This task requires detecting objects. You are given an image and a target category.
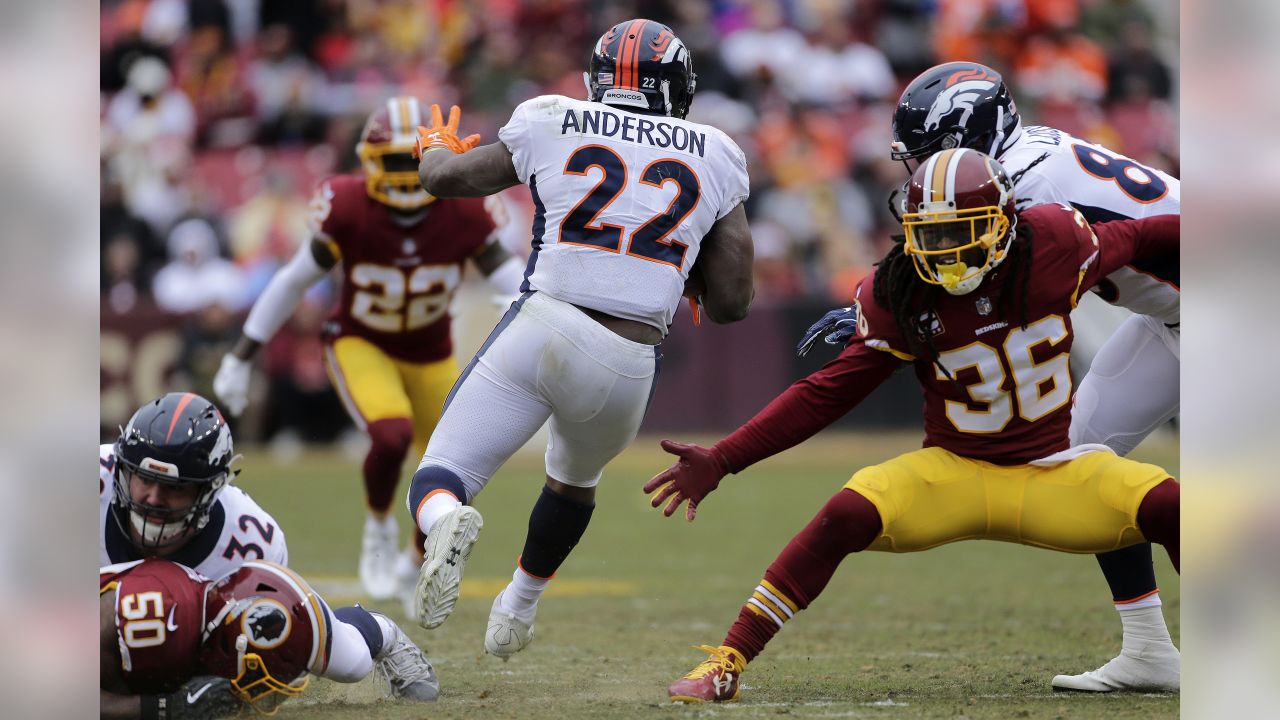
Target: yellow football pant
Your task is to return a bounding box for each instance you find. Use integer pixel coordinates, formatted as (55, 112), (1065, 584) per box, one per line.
(323, 335), (459, 457)
(844, 447), (1171, 554)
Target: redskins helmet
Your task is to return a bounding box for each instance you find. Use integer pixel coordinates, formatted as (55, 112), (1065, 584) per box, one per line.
(890, 62), (1020, 168)
(112, 393), (237, 552)
(355, 96), (434, 210)
(901, 148), (1017, 295)
(201, 561), (331, 714)
(586, 19), (696, 119)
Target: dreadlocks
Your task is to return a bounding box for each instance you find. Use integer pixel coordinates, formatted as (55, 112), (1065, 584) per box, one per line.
(871, 222), (1036, 377)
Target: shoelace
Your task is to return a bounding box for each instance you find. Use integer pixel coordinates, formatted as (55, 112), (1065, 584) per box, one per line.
(378, 634), (436, 689)
(682, 645), (738, 679)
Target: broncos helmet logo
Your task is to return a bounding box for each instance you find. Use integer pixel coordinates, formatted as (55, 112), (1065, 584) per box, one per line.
(923, 79), (998, 133)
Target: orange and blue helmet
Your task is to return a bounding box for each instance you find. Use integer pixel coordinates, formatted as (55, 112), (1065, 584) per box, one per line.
(586, 19), (696, 119)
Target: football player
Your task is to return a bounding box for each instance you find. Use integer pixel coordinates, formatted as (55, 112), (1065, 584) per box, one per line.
(887, 62), (1180, 692)
(100, 392), (288, 579)
(101, 558), (439, 719)
(644, 149), (1181, 702)
(403, 18), (754, 659)
(213, 96), (525, 607)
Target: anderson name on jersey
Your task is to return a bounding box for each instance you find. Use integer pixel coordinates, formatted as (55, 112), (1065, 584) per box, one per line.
(100, 444), (288, 577)
(498, 94), (749, 332)
(999, 125), (1179, 325)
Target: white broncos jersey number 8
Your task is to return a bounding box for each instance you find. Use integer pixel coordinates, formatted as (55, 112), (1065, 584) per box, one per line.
(498, 95), (750, 332)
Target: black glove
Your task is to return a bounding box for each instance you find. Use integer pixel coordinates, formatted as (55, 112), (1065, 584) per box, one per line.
(796, 305), (860, 357)
(142, 676), (243, 720)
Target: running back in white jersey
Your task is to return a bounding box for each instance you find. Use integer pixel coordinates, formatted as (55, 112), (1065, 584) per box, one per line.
(498, 95), (750, 332)
(999, 125), (1180, 324)
(99, 444), (288, 578)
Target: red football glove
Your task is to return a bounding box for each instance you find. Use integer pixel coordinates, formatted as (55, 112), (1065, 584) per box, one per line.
(642, 440), (729, 522)
(413, 104), (482, 160)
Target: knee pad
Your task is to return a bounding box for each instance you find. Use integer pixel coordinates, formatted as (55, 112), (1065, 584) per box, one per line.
(811, 489), (882, 555)
(407, 464), (471, 516)
(367, 418), (413, 459)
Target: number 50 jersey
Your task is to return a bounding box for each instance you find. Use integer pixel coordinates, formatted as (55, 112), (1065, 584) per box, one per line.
(499, 95), (750, 332)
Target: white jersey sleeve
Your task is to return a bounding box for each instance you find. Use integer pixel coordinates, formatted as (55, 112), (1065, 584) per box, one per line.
(195, 485), (289, 576)
(1000, 125), (1179, 324)
(99, 444), (117, 568)
(498, 95), (750, 332)
(99, 440), (288, 576)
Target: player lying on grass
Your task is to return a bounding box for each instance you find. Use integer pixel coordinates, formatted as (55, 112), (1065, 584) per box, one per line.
(643, 148), (1180, 702)
(101, 558), (440, 719)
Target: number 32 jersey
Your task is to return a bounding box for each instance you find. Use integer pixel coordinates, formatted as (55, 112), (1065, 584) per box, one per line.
(99, 444), (288, 578)
(1000, 125), (1180, 324)
(310, 175), (498, 363)
(499, 95), (750, 332)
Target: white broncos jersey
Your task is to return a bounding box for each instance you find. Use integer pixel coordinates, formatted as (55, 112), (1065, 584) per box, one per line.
(99, 444), (288, 578)
(499, 95), (750, 332)
(999, 125), (1180, 325)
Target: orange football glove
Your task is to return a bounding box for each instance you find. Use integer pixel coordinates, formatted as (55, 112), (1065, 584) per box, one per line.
(413, 104), (482, 160)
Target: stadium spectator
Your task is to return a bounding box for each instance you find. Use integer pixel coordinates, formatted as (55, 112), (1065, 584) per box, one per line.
(153, 217), (246, 315)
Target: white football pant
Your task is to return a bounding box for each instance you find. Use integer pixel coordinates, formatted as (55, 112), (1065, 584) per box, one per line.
(1070, 313), (1179, 457)
(420, 292), (659, 498)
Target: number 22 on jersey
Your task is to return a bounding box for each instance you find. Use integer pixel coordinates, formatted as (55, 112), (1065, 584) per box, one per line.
(558, 144), (701, 269)
(350, 264), (460, 332)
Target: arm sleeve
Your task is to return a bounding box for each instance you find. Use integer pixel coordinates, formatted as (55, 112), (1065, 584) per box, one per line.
(1078, 213), (1180, 291)
(242, 241), (329, 343)
(713, 340), (902, 473)
(497, 102), (534, 184)
(716, 134), (751, 220)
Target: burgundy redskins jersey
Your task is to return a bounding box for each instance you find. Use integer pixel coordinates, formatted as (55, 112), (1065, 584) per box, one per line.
(716, 205), (1179, 470)
(309, 174), (498, 363)
(100, 559), (209, 695)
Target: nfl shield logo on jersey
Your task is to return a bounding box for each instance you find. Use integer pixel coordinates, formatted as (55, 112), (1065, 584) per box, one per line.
(975, 296), (993, 316)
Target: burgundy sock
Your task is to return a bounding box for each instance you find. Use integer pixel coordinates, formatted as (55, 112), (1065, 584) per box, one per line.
(363, 418), (413, 512)
(1136, 478), (1179, 573)
(723, 489), (881, 661)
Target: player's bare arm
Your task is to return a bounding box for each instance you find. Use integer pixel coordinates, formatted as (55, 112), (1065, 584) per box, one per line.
(414, 104), (519, 199)
(694, 204), (755, 324)
(419, 141), (520, 199)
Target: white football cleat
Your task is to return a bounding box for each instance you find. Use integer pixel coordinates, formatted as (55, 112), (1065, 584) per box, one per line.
(415, 505), (483, 629)
(484, 591), (535, 659)
(1052, 643), (1180, 692)
(359, 515), (400, 600)
(370, 612), (440, 701)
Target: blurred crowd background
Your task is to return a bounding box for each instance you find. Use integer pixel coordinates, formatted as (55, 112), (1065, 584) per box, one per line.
(99, 0), (1179, 442)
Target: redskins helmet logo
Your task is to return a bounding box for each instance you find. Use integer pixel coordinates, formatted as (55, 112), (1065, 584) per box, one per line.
(241, 599), (292, 650)
(923, 71), (998, 133)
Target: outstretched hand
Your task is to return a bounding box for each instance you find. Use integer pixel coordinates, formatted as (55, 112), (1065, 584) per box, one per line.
(642, 440), (729, 522)
(413, 104), (482, 159)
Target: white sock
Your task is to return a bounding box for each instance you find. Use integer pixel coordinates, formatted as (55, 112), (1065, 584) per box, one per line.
(415, 490), (462, 536)
(500, 566), (549, 623)
(1117, 601), (1175, 654)
(366, 513), (397, 535)
(371, 610), (398, 659)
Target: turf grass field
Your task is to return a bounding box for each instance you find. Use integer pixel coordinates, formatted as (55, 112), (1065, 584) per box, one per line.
(234, 430), (1179, 720)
